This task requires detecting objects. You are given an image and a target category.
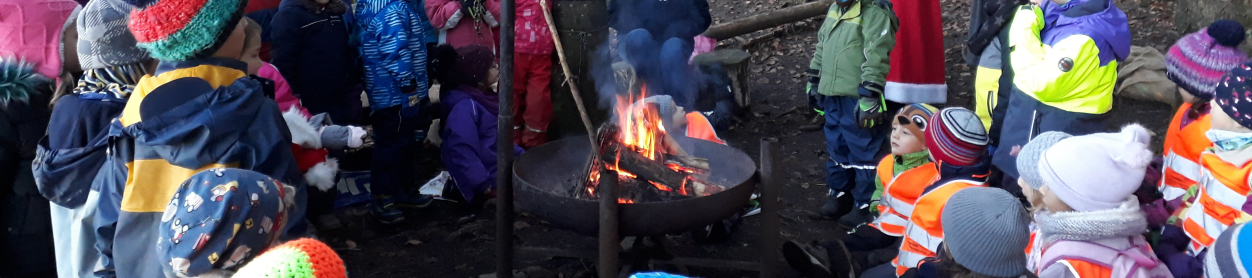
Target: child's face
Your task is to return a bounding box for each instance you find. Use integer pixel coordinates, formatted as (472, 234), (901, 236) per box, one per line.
(240, 43), (262, 75)
(1039, 184), (1073, 212)
(671, 105), (688, 127)
(214, 20), (248, 59)
(1210, 99), (1252, 132)
(1018, 178), (1043, 209)
(889, 123), (925, 156)
(486, 63), (500, 88)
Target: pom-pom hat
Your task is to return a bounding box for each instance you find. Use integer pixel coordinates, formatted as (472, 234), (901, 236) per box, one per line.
(1166, 20), (1249, 100)
(1038, 124), (1153, 212)
(125, 0), (248, 61)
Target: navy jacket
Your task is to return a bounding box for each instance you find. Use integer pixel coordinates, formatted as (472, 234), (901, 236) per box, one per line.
(270, 0), (359, 101)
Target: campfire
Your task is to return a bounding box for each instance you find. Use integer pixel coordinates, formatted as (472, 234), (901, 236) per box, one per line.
(573, 63), (726, 203)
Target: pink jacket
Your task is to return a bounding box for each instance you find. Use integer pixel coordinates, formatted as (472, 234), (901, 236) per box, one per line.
(0, 0), (78, 79)
(514, 0), (553, 55)
(426, 0), (501, 51)
(259, 63), (310, 117)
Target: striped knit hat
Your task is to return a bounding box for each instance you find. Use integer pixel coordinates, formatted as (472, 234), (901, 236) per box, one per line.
(124, 0), (248, 61)
(1204, 222), (1252, 278)
(233, 238), (347, 278)
(1167, 20), (1248, 100)
(1214, 61), (1252, 129)
(925, 108), (988, 166)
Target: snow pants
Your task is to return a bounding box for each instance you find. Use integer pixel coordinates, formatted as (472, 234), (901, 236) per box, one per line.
(818, 95), (887, 206)
(50, 191), (101, 278)
(513, 52), (553, 149)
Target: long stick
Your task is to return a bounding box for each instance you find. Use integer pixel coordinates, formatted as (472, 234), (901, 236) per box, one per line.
(496, 0), (516, 277)
(540, 0), (596, 147)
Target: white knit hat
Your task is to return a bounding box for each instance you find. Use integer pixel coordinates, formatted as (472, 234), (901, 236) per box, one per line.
(1038, 124), (1153, 212)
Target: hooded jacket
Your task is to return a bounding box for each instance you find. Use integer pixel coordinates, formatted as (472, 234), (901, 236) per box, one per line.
(807, 0), (897, 98)
(991, 0), (1130, 179)
(440, 85), (522, 202)
(426, 0), (501, 49)
(270, 0), (359, 102)
(356, 0), (431, 110)
(91, 58), (306, 278)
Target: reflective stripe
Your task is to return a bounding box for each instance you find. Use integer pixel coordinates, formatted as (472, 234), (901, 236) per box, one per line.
(1164, 150), (1202, 183)
(896, 224), (942, 275)
(872, 212), (908, 236)
(1183, 170), (1248, 254)
(883, 194), (915, 217)
(1160, 185), (1188, 202)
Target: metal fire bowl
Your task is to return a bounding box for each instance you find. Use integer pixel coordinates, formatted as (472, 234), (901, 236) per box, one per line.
(514, 136), (758, 236)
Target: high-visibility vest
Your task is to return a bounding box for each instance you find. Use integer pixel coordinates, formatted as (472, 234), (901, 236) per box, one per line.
(871, 159), (938, 237)
(894, 179), (985, 276)
(1047, 260), (1113, 278)
(1181, 153), (1252, 254)
(1027, 229), (1042, 273)
(1159, 103), (1212, 201)
(685, 112), (725, 145)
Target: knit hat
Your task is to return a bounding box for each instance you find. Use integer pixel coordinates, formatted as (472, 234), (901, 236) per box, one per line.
(895, 103), (939, 143)
(1204, 222), (1252, 278)
(941, 187), (1031, 277)
(78, 0), (149, 69)
(643, 95), (679, 119)
(1016, 132), (1073, 190)
(158, 168), (294, 277)
(232, 238), (347, 278)
(453, 44), (495, 87)
(925, 108), (989, 166)
(125, 0), (248, 61)
(1038, 124), (1153, 212)
(1214, 61), (1252, 129)
(1167, 20), (1249, 100)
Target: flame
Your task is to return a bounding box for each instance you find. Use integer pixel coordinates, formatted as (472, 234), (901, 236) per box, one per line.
(588, 84), (706, 203)
(618, 199), (635, 204)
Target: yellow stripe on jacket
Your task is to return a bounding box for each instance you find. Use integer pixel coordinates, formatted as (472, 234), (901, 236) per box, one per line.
(1008, 5), (1116, 115)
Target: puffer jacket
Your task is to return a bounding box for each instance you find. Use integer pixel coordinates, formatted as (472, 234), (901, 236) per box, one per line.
(514, 0), (553, 55)
(440, 85), (523, 202)
(270, 0), (359, 102)
(0, 60), (57, 278)
(807, 0), (897, 98)
(426, 0), (501, 49)
(91, 58), (306, 278)
(356, 0), (431, 110)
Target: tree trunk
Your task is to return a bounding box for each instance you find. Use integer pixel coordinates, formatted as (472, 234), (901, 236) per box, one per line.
(1174, 0), (1252, 53)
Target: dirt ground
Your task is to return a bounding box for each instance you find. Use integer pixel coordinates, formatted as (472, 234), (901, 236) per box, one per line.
(333, 0), (1182, 276)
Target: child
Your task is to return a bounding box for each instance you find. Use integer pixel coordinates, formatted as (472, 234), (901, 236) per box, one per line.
(643, 95), (725, 145)
(440, 45), (524, 205)
(1013, 131), (1070, 273)
(269, 0), (358, 124)
(882, 107), (990, 278)
(1172, 61), (1252, 278)
(512, 0), (554, 149)
(1203, 222), (1252, 278)
(0, 0), (79, 275)
(807, 0), (897, 225)
(156, 168), (295, 277)
(1159, 20), (1248, 202)
(1034, 124), (1170, 278)
(426, 0), (501, 49)
(33, 1), (150, 277)
(913, 186), (1032, 278)
(233, 238), (348, 278)
(355, 0), (432, 224)
(94, 1), (307, 276)
(990, 0), (1132, 195)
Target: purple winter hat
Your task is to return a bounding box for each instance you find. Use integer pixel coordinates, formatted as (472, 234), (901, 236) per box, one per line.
(1167, 20), (1249, 100)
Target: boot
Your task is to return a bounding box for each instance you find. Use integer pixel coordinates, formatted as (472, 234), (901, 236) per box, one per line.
(784, 241), (834, 278)
(837, 204), (874, 229)
(818, 190), (853, 220)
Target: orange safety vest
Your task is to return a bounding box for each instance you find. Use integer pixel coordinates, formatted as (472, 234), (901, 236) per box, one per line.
(871, 158), (938, 237)
(1181, 153), (1252, 254)
(1046, 259), (1113, 278)
(894, 179), (985, 276)
(685, 112), (725, 145)
(1160, 103), (1212, 201)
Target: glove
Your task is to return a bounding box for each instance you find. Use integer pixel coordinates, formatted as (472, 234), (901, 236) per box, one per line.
(347, 126), (367, 148)
(806, 70), (824, 116)
(856, 84), (886, 129)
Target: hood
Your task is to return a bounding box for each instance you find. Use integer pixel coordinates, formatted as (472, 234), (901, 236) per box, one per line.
(1043, 0), (1132, 65)
(440, 85), (499, 119)
(927, 156), (992, 191)
(0, 59), (51, 106)
(33, 136), (109, 207)
(280, 0), (348, 15)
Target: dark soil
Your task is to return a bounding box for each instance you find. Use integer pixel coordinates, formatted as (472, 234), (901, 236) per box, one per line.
(334, 0), (1182, 276)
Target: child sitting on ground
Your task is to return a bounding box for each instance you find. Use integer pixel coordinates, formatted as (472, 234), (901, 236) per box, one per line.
(439, 45), (524, 206)
(783, 104), (939, 278)
(1013, 131), (1071, 273)
(1034, 124), (1170, 278)
(909, 186), (1032, 278)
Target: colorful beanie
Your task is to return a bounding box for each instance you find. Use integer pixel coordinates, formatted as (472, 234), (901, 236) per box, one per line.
(925, 108), (989, 166)
(233, 238), (347, 278)
(1214, 61), (1252, 129)
(941, 187), (1031, 277)
(1167, 20), (1249, 100)
(1205, 222), (1252, 278)
(1038, 124), (1153, 212)
(124, 0), (248, 61)
(895, 103), (939, 144)
(158, 168), (293, 277)
(1016, 131), (1072, 190)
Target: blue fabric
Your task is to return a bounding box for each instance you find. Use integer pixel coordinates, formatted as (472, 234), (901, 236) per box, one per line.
(246, 8), (279, 43)
(991, 88), (1107, 179)
(619, 29), (697, 108)
(440, 86), (523, 202)
(270, 0), (359, 102)
(156, 168), (289, 277)
(407, 0), (438, 44)
(33, 95), (126, 207)
(607, 0), (711, 45)
(818, 94), (886, 205)
(355, 0), (430, 110)
(1039, 0), (1131, 66)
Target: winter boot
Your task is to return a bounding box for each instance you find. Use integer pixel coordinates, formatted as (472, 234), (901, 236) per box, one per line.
(818, 190), (853, 220)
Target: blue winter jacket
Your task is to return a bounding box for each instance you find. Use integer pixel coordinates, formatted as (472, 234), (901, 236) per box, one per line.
(270, 0), (359, 102)
(440, 86), (522, 201)
(355, 0), (430, 110)
(33, 93), (125, 208)
(90, 58), (307, 278)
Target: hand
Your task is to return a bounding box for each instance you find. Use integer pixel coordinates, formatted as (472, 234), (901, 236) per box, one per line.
(347, 126), (367, 149)
(857, 95), (886, 129)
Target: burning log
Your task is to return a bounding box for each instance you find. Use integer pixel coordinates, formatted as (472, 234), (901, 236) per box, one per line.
(601, 142), (690, 193)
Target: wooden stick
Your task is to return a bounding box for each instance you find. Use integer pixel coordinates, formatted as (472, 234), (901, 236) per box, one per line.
(539, 0), (596, 147)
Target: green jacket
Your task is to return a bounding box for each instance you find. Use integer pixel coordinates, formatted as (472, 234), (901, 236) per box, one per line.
(808, 0), (897, 97)
(870, 150), (929, 214)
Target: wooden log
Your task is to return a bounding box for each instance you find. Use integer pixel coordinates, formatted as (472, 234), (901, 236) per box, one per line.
(601, 143), (689, 191)
(701, 0), (835, 40)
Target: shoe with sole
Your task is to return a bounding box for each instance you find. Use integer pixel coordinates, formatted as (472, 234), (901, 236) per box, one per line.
(370, 197), (406, 225)
(836, 205), (874, 229)
(394, 193), (436, 209)
(821, 240), (856, 278)
(784, 241), (834, 278)
(817, 191), (853, 220)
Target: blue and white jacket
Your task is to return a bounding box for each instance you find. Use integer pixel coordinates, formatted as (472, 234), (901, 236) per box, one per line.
(354, 0), (430, 111)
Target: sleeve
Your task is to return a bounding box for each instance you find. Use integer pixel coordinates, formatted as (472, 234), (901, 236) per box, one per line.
(268, 9), (302, 85)
(859, 4), (896, 90)
(443, 102), (490, 192)
(426, 0), (463, 31)
(91, 125), (130, 278)
(485, 0), (502, 27)
(1007, 5), (1104, 102)
(318, 125), (352, 150)
(379, 5), (417, 85)
(695, 0), (712, 33)
(808, 19), (828, 72)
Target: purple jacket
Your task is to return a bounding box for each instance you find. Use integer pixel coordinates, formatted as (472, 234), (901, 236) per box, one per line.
(440, 86), (522, 201)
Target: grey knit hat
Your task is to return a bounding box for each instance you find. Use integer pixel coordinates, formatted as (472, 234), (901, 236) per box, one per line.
(643, 95), (678, 119)
(77, 0), (149, 69)
(1016, 131), (1073, 190)
(941, 187), (1031, 277)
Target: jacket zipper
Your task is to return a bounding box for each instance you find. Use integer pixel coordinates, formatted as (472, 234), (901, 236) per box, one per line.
(301, 19), (329, 29)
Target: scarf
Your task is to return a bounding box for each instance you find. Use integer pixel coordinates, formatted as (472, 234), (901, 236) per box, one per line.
(457, 84), (499, 115)
(1207, 129), (1252, 152)
(1036, 197), (1147, 244)
(73, 63), (146, 101)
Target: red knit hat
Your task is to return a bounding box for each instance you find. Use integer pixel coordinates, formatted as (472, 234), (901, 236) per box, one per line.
(925, 108), (989, 166)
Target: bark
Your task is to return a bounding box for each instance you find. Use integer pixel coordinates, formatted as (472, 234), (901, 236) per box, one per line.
(1174, 0), (1252, 54)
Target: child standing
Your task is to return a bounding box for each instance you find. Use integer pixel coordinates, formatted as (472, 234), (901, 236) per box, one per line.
(512, 0), (554, 149)
(807, 0), (898, 225)
(426, 0), (501, 49)
(93, 1), (308, 276)
(1013, 131), (1071, 273)
(1158, 20), (1248, 202)
(269, 0), (358, 124)
(1034, 124), (1170, 278)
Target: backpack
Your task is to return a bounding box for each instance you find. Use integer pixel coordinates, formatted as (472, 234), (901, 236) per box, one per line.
(1039, 236), (1172, 278)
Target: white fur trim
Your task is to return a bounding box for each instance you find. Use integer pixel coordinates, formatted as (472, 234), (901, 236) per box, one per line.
(884, 82), (947, 104)
(305, 158), (339, 192)
(283, 107), (322, 149)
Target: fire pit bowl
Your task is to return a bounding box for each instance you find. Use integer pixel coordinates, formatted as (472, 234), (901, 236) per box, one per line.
(514, 136), (758, 236)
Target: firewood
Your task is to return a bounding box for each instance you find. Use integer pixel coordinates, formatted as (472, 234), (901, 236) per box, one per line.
(600, 142), (690, 191)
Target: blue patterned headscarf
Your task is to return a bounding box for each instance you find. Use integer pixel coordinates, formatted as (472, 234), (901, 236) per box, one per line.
(157, 168), (294, 277)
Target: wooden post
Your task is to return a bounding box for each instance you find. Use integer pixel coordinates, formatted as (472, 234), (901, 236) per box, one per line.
(497, 0), (516, 277)
(599, 168), (621, 278)
(540, 0), (597, 147)
(759, 138), (781, 278)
